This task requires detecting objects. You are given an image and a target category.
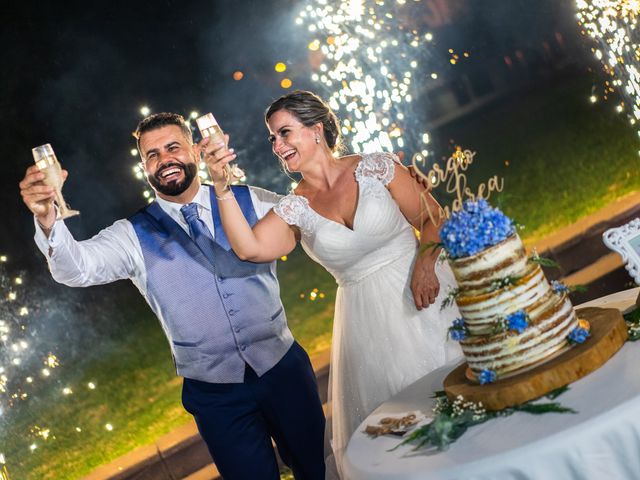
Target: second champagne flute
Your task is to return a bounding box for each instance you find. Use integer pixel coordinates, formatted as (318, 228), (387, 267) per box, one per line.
(196, 113), (244, 188)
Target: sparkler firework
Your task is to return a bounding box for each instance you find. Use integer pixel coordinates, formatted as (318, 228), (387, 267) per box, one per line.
(295, 0), (441, 157)
(0, 255), (115, 478)
(0, 256), (60, 479)
(0, 258), (52, 414)
(576, 0), (640, 146)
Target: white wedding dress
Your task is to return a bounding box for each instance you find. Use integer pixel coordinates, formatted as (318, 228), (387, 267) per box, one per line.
(273, 152), (462, 479)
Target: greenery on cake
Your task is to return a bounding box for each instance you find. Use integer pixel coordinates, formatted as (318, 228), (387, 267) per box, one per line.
(441, 287), (460, 310)
(440, 199), (515, 259)
(448, 310), (531, 342)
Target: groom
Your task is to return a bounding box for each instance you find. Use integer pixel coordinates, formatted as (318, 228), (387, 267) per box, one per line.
(18, 112), (325, 480)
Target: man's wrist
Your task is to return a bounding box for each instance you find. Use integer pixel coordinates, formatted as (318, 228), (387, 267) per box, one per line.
(36, 220), (54, 239)
(36, 211), (56, 232)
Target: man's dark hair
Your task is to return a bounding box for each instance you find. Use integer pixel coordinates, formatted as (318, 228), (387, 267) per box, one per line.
(133, 112), (193, 154)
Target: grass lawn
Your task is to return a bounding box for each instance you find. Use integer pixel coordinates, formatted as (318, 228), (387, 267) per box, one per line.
(432, 75), (640, 244)
(2, 74), (640, 479)
(0, 248), (336, 480)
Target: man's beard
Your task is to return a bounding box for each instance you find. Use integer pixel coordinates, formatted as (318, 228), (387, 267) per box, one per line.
(148, 162), (198, 197)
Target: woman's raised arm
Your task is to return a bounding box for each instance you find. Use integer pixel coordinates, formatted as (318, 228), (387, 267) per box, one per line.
(201, 135), (298, 263)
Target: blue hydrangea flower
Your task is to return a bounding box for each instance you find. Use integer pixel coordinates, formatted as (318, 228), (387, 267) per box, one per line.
(567, 326), (589, 344)
(448, 318), (467, 341)
(505, 310), (528, 334)
(450, 329), (466, 341)
(440, 199), (515, 259)
(478, 369), (497, 385)
(551, 280), (570, 295)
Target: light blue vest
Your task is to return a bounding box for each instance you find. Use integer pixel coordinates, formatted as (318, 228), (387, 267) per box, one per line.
(129, 185), (294, 383)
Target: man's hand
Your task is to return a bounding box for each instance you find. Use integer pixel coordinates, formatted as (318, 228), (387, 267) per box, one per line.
(407, 165), (431, 191)
(198, 134), (236, 190)
(410, 253), (440, 310)
(19, 165), (64, 231)
(396, 150), (431, 191)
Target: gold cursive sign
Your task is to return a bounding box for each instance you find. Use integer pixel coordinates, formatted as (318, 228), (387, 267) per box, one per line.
(412, 147), (504, 226)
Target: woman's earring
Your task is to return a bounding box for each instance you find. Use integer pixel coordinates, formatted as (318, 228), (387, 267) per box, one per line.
(315, 135), (320, 144)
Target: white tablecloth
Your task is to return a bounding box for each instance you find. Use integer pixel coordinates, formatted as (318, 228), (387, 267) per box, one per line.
(343, 288), (640, 480)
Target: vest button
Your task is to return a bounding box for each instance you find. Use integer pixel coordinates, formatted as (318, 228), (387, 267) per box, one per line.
(223, 293), (230, 299)
(240, 345), (246, 351)
(229, 309), (236, 316)
(218, 275), (225, 282)
(234, 327), (241, 333)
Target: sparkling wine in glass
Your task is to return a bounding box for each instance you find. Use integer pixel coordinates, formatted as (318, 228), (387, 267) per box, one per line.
(31, 144), (80, 219)
(196, 113), (244, 187)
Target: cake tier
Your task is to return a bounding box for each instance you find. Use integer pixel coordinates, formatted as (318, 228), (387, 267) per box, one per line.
(460, 293), (578, 377)
(448, 234), (527, 293)
(457, 263), (552, 335)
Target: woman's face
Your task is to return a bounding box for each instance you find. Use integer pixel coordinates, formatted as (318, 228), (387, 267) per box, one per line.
(267, 109), (319, 172)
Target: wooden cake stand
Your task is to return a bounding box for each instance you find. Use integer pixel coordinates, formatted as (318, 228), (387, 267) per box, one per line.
(443, 307), (628, 410)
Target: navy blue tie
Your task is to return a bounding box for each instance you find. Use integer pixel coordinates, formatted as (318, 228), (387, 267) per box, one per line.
(181, 203), (216, 261)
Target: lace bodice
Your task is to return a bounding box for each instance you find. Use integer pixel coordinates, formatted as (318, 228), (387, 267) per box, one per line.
(273, 152), (417, 285)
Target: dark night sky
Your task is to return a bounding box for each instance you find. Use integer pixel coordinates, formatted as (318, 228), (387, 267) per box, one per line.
(2, 0), (311, 267)
(1, 0), (586, 269)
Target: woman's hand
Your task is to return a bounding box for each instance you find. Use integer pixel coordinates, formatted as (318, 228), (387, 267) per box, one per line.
(198, 134), (237, 190)
(410, 252), (440, 310)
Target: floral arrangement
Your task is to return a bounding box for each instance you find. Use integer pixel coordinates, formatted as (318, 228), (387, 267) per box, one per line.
(448, 318), (468, 341)
(440, 199), (514, 259)
(490, 275), (521, 291)
(478, 369), (497, 385)
(505, 310), (529, 333)
(624, 307), (640, 341)
(551, 280), (571, 295)
(390, 387), (575, 452)
(567, 325), (590, 344)
(450, 310), (529, 342)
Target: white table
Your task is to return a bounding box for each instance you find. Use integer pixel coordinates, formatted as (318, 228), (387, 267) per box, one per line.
(343, 288), (640, 480)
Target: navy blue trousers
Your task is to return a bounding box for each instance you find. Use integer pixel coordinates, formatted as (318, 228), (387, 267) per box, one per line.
(182, 342), (326, 480)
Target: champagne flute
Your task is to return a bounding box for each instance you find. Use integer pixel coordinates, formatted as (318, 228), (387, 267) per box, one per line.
(31, 144), (80, 220)
(196, 113), (244, 188)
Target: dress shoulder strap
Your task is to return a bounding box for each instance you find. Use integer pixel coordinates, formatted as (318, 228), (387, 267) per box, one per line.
(355, 152), (399, 186)
(273, 194), (318, 236)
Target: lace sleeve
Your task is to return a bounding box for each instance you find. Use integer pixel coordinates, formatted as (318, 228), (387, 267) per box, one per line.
(273, 195), (305, 225)
(355, 152), (399, 186)
(273, 195), (316, 235)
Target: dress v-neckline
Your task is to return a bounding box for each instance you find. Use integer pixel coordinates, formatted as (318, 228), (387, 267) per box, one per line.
(293, 156), (365, 233)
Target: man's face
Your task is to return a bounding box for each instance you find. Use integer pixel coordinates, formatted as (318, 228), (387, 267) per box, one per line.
(139, 125), (198, 197)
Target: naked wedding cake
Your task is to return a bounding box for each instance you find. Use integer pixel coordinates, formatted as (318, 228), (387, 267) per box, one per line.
(440, 199), (588, 383)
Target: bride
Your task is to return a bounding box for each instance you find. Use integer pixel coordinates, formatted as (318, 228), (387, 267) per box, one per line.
(205, 90), (461, 478)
